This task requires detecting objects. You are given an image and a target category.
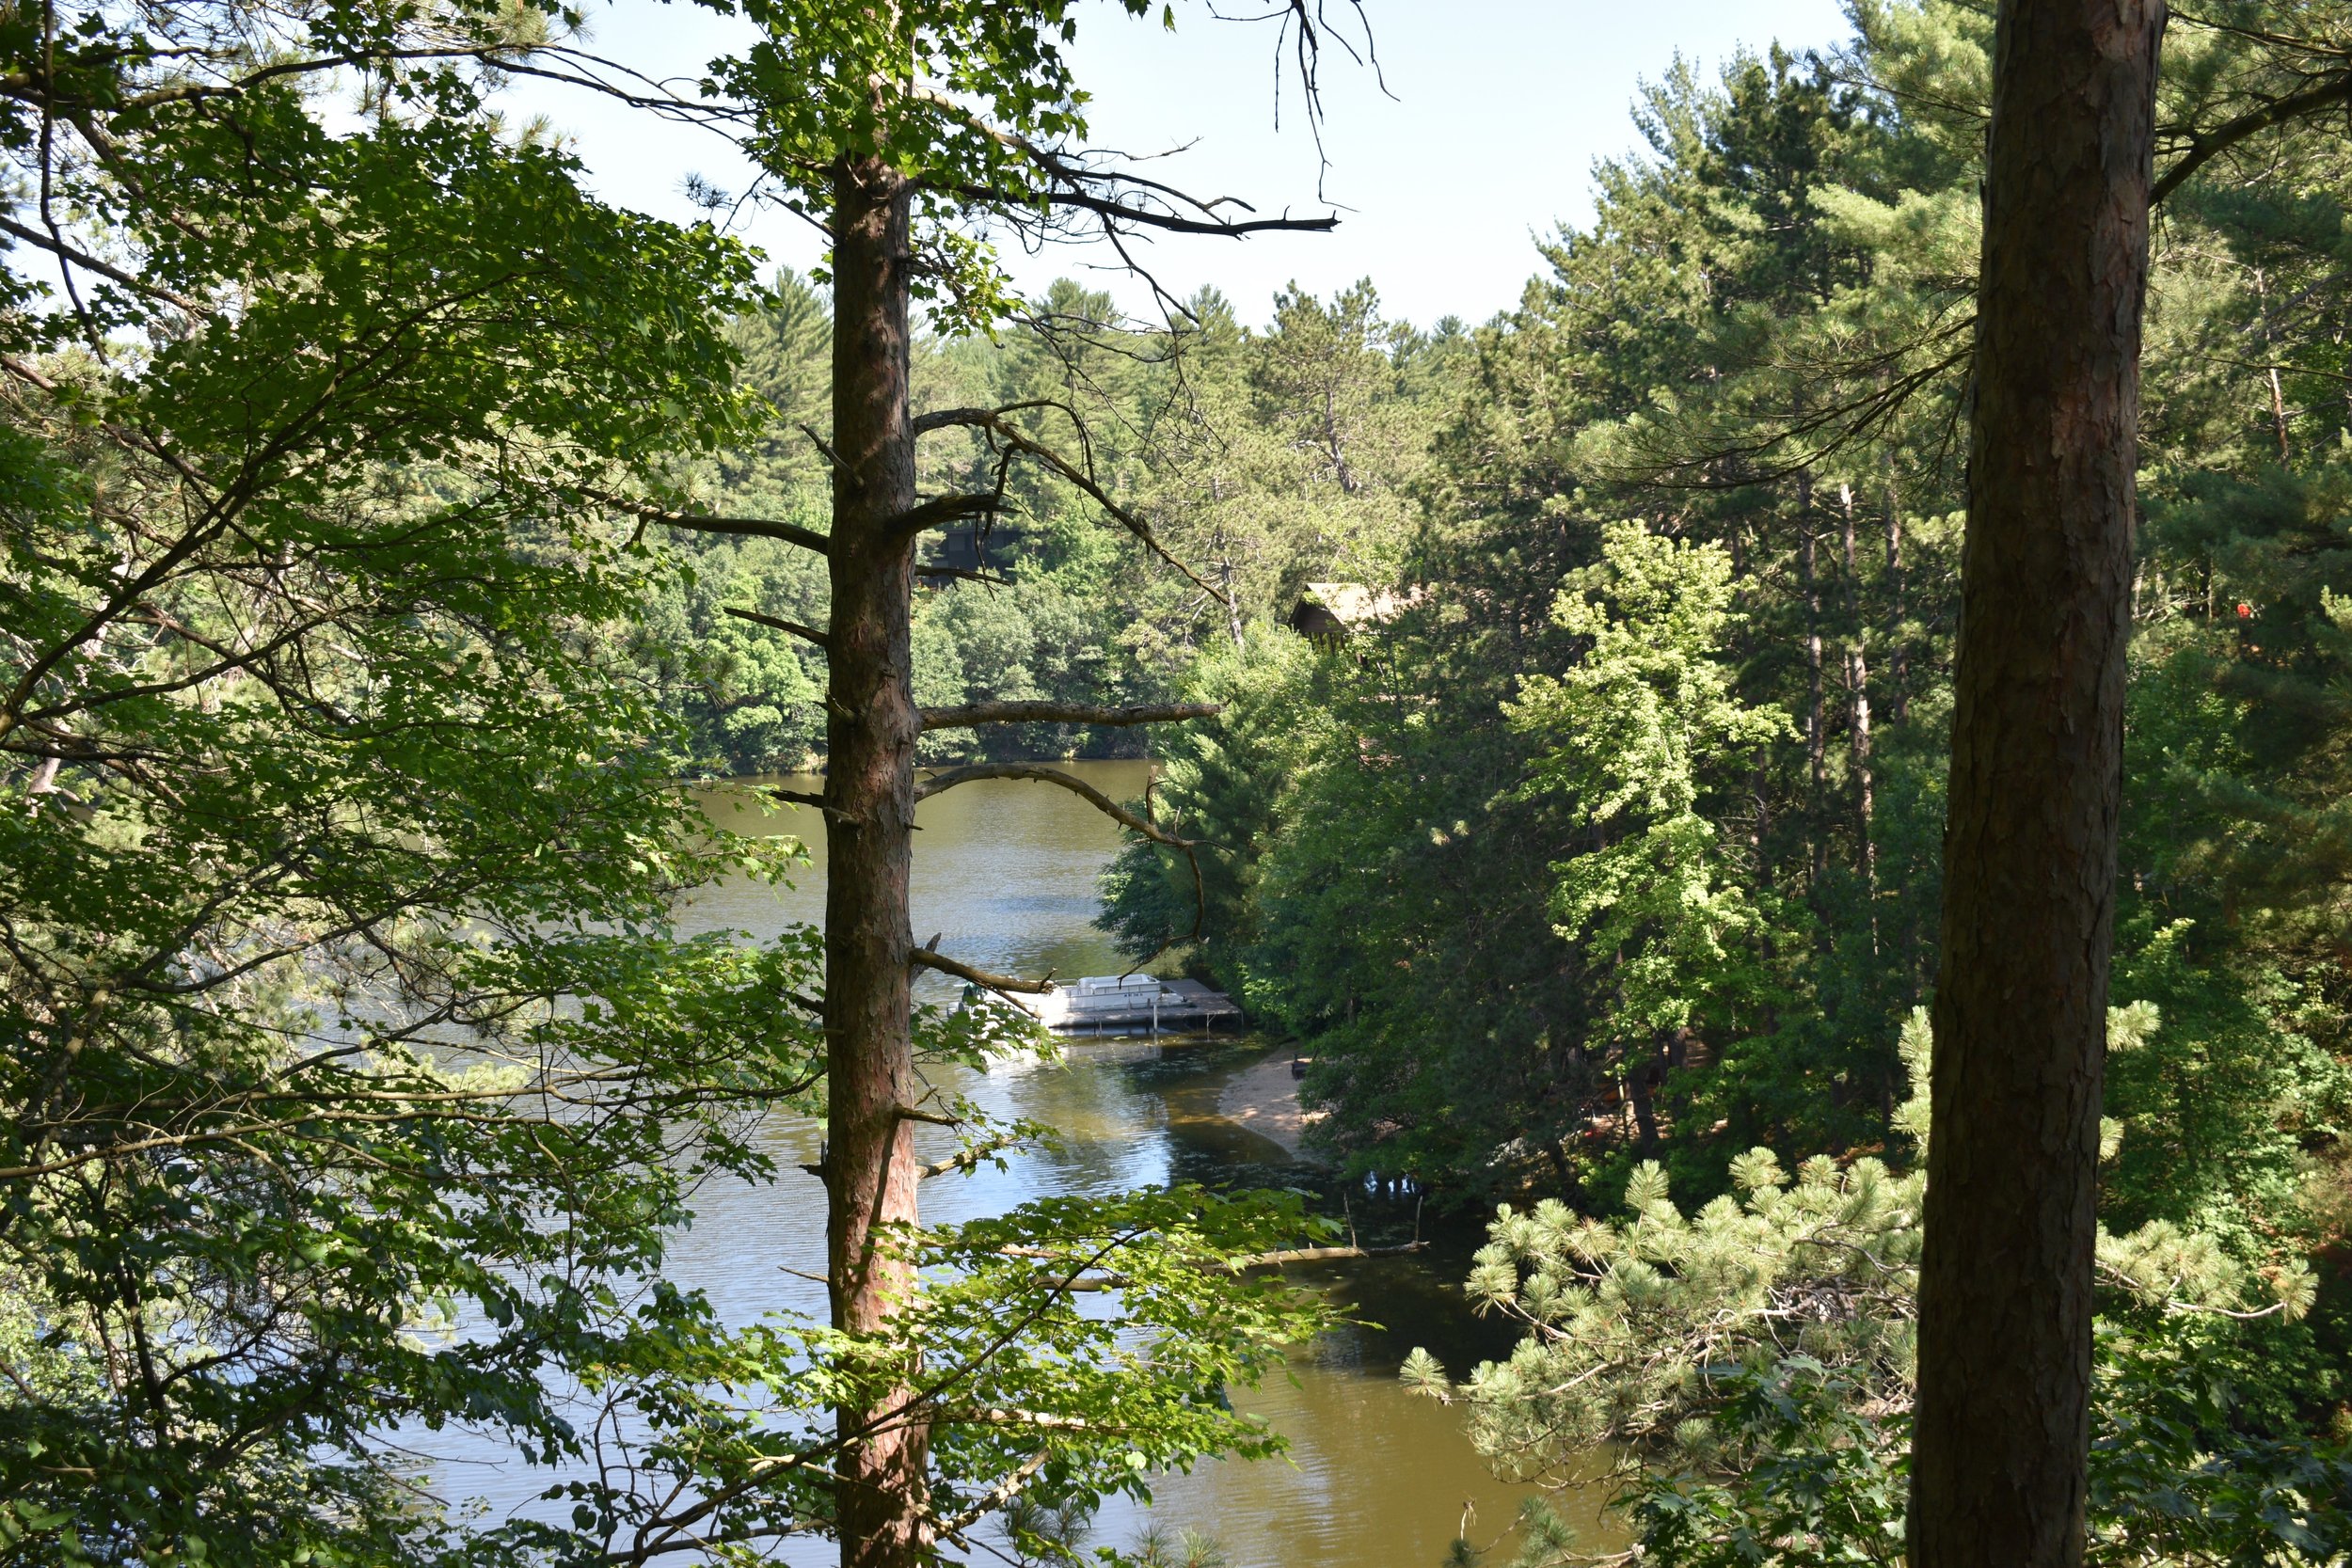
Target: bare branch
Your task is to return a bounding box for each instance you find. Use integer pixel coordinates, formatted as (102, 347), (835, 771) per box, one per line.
(915, 764), (1194, 847)
(1224, 1241), (1424, 1268)
(915, 564), (1014, 587)
(919, 1130), (1037, 1180)
(798, 421), (846, 473)
(917, 408), (1224, 601)
(916, 762), (1213, 964)
(592, 492), (832, 557)
(914, 401), (1094, 477)
(885, 490), (1002, 544)
(909, 945), (1056, 996)
(947, 181), (1337, 237)
(993, 1240), (1422, 1274)
(919, 701), (1218, 732)
(723, 606), (830, 652)
(768, 788), (830, 811)
(0, 214), (204, 312)
(932, 1449), (1053, 1543)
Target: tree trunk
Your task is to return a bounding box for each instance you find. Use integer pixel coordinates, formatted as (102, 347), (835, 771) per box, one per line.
(1838, 483), (1878, 947)
(1880, 453), (1910, 727)
(823, 155), (932, 1568)
(1797, 473), (1827, 884)
(1910, 5), (2163, 1567)
(2254, 266), (2291, 461)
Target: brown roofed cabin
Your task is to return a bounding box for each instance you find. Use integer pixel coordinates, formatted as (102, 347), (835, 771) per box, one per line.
(1286, 581), (1410, 643)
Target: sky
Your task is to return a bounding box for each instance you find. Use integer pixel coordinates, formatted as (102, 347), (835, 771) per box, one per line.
(513, 1), (1857, 332)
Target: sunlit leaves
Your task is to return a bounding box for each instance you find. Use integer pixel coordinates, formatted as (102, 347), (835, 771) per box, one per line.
(1507, 520), (1793, 1048)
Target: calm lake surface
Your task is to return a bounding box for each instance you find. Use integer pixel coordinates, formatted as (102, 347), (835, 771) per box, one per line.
(426, 760), (1616, 1566)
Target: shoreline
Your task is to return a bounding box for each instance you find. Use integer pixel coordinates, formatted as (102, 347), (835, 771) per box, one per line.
(1215, 1051), (1327, 1162)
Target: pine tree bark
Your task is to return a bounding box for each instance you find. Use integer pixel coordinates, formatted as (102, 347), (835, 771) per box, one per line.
(1910, 5), (2164, 1566)
(1879, 453), (1910, 727)
(1797, 473), (1827, 884)
(1837, 483), (1878, 946)
(823, 155), (932, 1568)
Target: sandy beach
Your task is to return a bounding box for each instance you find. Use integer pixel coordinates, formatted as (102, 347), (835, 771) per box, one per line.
(1216, 1052), (1327, 1162)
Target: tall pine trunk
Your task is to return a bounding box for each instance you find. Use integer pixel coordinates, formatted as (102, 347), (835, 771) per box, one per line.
(1910, 4), (2163, 1565)
(1880, 453), (1910, 727)
(1797, 473), (1827, 885)
(1838, 483), (1878, 948)
(823, 155), (932, 1568)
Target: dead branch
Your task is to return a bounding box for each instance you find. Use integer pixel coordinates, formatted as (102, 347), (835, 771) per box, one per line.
(909, 945), (1056, 996)
(722, 606), (830, 652)
(916, 763), (1211, 960)
(0, 214), (204, 313)
(884, 490), (1003, 544)
(932, 1408), (1127, 1433)
(914, 398), (1096, 476)
(994, 1240), (1423, 1275)
(903, 407), (1225, 601)
(919, 701), (1218, 732)
(915, 565), (1014, 587)
(768, 788), (830, 811)
(797, 422), (845, 473)
(592, 492), (832, 557)
(920, 1131), (1037, 1180)
(947, 181), (1338, 238)
(914, 763), (1193, 847)
(931, 1449), (1054, 1544)
(1226, 1241), (1426, 1268)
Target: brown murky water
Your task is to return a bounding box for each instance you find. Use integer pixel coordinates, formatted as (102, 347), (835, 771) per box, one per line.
(423, 762), (1619, 1566)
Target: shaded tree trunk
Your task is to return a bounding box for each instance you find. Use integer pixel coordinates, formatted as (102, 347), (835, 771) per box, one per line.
(2254, 266), (2291, 460)
(823, 155), (932, 1568)
(1838, 483), (1878, 947)
(1910, 5), (2163, 1567)
(1797, 472), (1827, 884)
(1880, 453), (1910, 726)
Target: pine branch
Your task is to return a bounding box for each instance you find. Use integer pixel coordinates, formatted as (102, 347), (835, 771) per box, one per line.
(592, 492), (832, 557)
(723, 606), (830, 651)
(914, 763), (1193, 847)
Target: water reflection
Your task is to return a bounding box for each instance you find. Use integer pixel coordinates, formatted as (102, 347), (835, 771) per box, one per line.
(425, 764), (1618, 1567)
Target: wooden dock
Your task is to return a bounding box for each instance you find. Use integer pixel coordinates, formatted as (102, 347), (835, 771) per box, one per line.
(989, 974), (1244, 1036)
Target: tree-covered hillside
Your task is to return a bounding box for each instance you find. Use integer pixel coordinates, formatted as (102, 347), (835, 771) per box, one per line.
(646, 271), (1461, 774)
(1092, 2), (2352, 1491)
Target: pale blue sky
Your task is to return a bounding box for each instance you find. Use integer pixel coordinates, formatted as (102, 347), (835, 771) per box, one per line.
(518, 1), (1857, 331)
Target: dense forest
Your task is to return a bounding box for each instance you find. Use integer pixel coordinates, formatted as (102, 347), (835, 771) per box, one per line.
(8, 0), (2352, 1563)
(642, 269), (1456, 776)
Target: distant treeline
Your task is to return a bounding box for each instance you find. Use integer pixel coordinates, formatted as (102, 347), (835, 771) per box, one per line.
(645, 270), (1463, 773)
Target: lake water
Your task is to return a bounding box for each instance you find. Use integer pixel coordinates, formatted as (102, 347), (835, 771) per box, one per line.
(426, 760), (1617, 1566)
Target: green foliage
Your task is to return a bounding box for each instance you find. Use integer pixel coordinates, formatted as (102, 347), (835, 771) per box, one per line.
(1587, 1329), (2352, 1568)
(1097, 626), (1331, 976)
(638, 270), (1454, 775)
(0, 5), (1343, 1561)
(1092, 14), (2352, 1389)
(1127, 1523), (1234, 1568)
(1508, 522), (1792, 1049)
(1413, 1018), (2340, 1566)
(0, 1), (807, 1554)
